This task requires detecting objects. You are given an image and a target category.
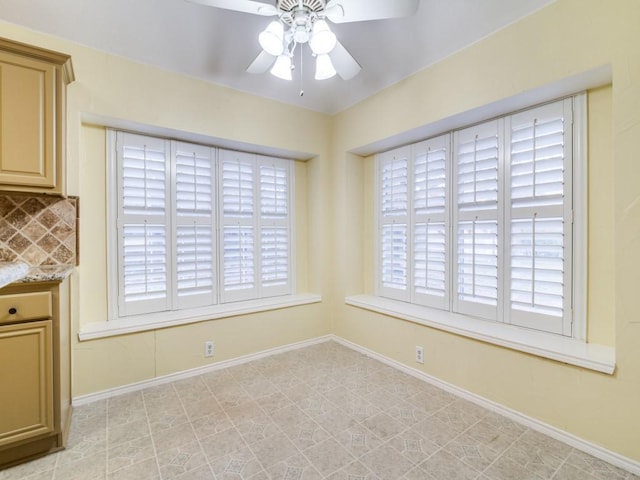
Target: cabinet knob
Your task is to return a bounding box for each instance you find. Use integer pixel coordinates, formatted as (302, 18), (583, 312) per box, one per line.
(8, 307), (17, 315)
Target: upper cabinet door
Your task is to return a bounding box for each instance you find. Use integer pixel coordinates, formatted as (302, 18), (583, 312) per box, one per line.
(0, 51), (56, 189)
(0, 38), (73, 195)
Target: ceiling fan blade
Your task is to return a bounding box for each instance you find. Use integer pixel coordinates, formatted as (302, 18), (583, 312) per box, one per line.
(187, 0), (278, 16)
(246, 50), (277, 74)
(328, 41), (361, 80)
(325, 0), (419, 23)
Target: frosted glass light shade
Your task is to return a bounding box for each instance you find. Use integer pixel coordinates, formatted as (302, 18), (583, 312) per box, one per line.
(259, 21), (284, 56)
(315, 54), (336, 80)
(309, 20), (337, 54)
(270, 55), (292, 80)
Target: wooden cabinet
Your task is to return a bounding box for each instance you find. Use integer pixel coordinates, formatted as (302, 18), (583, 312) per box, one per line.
(0, 280), (70, 468)
(0, 38), (74, 195)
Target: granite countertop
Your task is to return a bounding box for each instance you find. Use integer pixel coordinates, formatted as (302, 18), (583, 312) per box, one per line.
(0, 261), (29, 289)
(0, 263), (74, 288)
(17, 265), (75, 284)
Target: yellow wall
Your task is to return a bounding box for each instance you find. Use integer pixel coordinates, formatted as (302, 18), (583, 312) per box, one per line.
(332, 0), (640, 462)
(1, 0), (639, 465)
(0, 21), (334, 396)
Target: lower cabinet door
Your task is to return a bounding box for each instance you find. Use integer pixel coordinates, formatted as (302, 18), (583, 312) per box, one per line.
(0, 320), (53, 447)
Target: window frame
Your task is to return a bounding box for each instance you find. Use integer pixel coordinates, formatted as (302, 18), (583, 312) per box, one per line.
(106, 129), (295, 324)
(374, 93), (587, 340)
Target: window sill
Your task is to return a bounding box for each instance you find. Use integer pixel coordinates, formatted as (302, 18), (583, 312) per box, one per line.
(79, 293), (322, 341)
(345, 295), (615, 375)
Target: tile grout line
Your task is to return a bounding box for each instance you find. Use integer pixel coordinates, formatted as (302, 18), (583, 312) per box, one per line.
(171, 381), (219, 479)
(141, 391), (164, 479)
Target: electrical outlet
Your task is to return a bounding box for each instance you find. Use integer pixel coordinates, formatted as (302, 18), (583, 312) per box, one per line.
(204, 341), (214, 358)
(415, 345), (424, 364)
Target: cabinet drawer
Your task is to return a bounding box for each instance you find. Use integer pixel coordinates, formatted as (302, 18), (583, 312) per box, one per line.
(0, 292), (52, 323)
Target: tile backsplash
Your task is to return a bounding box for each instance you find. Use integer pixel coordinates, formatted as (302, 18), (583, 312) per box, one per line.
(0, 194), (78, 266)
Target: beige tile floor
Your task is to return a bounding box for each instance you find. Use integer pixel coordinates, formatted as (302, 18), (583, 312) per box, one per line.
(1, 341), (637, 480)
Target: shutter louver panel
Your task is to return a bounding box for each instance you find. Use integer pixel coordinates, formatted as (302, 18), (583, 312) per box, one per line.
(259, 159), (292, 296)
(117, 133), (170, 316)
(381, 223), (408, 291)
(414, 222), (446, 297)
(122, 145), (166, 216)
(510, 218), (564, 317)
(122, 224), (168, 303)
(457, 134), (499, 211)
(412, 135), (449, 309)
(511, 117), (565, 208)
(454, 121), (500, 320)
(261, 226), (289, 288)
(507, 99), (572, 335)
(175, 149), (213, 216)
(223, 159), (254, 218)
(457, 220), (498, 307)
(219, 150), (258, 302)
(378, 147), (410, 301)
(381, 156), (408, 216)
(260, 164), (288, 218)
(172, 142), (216, 309)
(414, 146), (446, 215)
(222, 225), (255, 292)
(176, 225), (214, 298)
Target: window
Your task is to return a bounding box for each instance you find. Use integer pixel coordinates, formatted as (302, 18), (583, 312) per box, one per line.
(109, 130), (293, 321)
(376, 96), (582, 337)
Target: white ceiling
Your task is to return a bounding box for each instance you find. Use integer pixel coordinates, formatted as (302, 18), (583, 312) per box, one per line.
(0, 0), (554, 114)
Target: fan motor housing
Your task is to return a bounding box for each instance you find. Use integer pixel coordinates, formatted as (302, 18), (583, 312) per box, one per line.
(277, 0), (326, 14)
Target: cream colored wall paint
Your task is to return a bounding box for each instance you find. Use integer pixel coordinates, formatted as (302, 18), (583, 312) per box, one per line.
(0, 21), (333, 397)
(587, 86), (614, 346)
(0, 0), (638, 464)
(332, 0), (640, 462)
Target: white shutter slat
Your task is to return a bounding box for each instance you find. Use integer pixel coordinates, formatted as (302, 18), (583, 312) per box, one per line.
(509, 217), (564, 318)
(507, 99), (572, 335)
(414, 222), (446, 297)
(454, 121), (500, 320)
(381, 223), (408, 291)
(117, 132), (170, 316)
(378, 147), (410, 301)
(222, 225), (255, 292)
(122, 224), (168, 301)
(412, 135), (449, 309)
(259, 159), (292, 296)
(219, 150), (258, 302)
(176, 225), (214, 298)
(172, 142), (216, 309)
(261, 226), (289, 288)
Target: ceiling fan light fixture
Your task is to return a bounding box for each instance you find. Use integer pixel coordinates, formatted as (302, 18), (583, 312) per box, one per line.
(309, 20), (337, 54)
(315, 53), (336, 80)
(270, 54), (293, 80)
(259, 21), (285, 56)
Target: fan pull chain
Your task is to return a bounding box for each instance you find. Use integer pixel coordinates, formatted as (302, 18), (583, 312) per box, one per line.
(299, 45), (304, 97)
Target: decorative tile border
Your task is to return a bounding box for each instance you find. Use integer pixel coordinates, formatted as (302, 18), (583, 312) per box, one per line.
(0, 194), (78, 266)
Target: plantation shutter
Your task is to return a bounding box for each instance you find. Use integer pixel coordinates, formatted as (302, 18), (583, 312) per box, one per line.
(116, 132), (171, 316)
(378, 146), (410, 301)
(453, 120), (501, 320)
(506, 99), (573, 335)
(219, 149), (257, 302)
(172, 142), (217, 309)
(259, 158), (292, 297)
(412, 135), (449, 309)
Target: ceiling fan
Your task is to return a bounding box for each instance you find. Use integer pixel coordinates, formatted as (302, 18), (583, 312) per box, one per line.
(187, 0), (420, 81)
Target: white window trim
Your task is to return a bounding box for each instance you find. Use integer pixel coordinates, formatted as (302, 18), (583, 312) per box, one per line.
(106, 130), (297, 327)
(345, 294), (614, 374)
(372, 94), (590, 349)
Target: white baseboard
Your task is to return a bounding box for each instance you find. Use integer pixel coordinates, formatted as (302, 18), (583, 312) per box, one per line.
(72, 335), (333, 406)
(72, 332), (640, 476)
(331, 335), (640, 476)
